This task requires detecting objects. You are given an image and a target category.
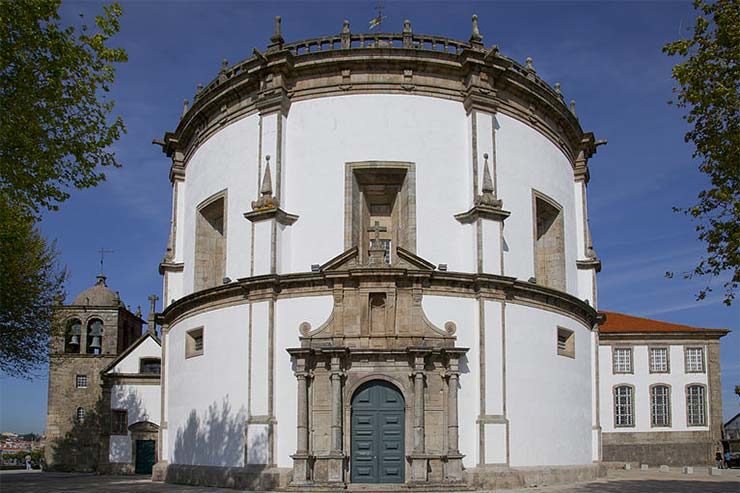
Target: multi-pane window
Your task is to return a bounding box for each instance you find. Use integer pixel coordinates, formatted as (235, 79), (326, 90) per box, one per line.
(685, 347), (705, 373)
(687, 385), (706, 426)
(649, 348), (669, 373)
(139, 358), (161, 374)
(614, 385), (634, 427)
(75, 407), (86, 423)
(651, 385), (671, 427)
(75, 375), (88, 388)
(613, 347), (632, 373)
(111, 410), (128, 435)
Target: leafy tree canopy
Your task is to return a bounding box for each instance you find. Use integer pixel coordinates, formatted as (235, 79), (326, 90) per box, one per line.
(0, 0), (127, 216)
(0, 199), (66, 376)
(663, 0), (739, 305)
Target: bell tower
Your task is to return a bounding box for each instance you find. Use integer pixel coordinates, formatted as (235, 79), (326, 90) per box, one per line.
(45, 275), (146, 471)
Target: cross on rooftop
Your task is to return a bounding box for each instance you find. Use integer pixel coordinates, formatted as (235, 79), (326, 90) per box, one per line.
(367, 221), (387, 248)
(148, 294), (159, 313)
(98, 248), (115, 276)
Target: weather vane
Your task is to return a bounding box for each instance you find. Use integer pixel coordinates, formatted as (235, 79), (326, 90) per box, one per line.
(369, 2), (386, 30)
(98, 247), (115, 276)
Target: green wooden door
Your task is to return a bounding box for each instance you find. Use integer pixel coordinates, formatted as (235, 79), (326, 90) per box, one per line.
(135, 439), (155, 474)
(351, 381), (404, 483)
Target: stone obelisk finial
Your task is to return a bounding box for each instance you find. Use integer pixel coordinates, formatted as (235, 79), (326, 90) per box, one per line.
(470, 14), (484, 49)
(252, 155), (280, 211)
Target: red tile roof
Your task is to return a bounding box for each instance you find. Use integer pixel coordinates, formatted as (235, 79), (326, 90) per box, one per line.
(599, 311), (727, 334)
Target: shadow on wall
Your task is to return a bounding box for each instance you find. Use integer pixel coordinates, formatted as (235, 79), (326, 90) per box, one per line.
(173, 396), (247, 467)
(109, 388), (147, 463)
(50, 388), (144, 472)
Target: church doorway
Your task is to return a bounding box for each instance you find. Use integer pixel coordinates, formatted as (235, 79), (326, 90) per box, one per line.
(350, 380), (405, 483)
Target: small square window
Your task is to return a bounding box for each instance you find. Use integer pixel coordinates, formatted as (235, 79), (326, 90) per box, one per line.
(685, 347), (705, 373)
(557, 327), (575, 358)
(649, 348), (669, 373)
(613, 347), (633, 373)
(75, 375), (88, 389)
(111, 410), (128, 435)
(186, 327), (204, 358)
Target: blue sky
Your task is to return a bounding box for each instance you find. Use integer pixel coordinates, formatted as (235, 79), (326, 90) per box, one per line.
(1, 1), (737, 433)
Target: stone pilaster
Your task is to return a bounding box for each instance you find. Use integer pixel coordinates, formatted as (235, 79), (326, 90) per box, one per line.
(290, 349), (312, 484)
(326, 351), (345, 482)
(409, 350), (428, 482)
(444, 350), (465, 481)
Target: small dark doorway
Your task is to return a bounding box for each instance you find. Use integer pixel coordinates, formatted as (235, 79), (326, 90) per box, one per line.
(351, 380), (405, 483)
(134, 439), (156, 474)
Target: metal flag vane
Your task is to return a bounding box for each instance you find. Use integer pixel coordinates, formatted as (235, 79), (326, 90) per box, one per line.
(98, 248), (115, 276)
(369, 2), (386, 30)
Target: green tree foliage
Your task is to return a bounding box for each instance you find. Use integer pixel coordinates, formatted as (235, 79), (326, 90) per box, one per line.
(0, 199), (67, 376)
(664, 0), (739, 305)
(0, 1), (127, 375)
(0, 0), (127, 216)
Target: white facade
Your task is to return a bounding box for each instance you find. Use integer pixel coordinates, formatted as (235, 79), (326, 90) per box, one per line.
(599, 343), (710, 433)
(105, 335), (162, 466)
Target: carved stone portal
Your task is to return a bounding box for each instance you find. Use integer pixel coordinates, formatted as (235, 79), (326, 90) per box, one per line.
(287, 250), (468, 487)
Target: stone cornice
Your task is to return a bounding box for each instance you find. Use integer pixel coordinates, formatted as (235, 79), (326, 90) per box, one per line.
(454, 205), (511, 224)
(158, 261), (184, 275)
(160, 269), (599, 329)
(598, 331), (729, 342)
(576, 258), (602, 273)
(159, 28), (595, 171)
(243, 207), (299, 225)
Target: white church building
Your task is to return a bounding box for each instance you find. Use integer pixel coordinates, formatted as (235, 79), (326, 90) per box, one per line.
(46, 14), (728, 490)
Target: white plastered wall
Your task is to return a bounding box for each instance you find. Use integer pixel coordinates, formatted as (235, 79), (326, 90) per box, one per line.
(505, 304), (593, 466)
(180, 115), (260, 295)
(108, 383), (161, 463)
(274, 296), (334, 467)
(108, 337), (161, 374)
(422, 295), (478, 467)
(599, 344), (710, 433)
(164, 304), (250, 467)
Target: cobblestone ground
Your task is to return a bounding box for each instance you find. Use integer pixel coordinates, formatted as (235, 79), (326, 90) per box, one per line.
(1, 469), (738, 493)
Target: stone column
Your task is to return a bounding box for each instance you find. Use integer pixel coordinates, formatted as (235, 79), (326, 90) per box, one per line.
(288, 349), (312, 484)
(409, 351), (428, 481)
(326, 350), (345, 483)
(445, 350), (465, 481)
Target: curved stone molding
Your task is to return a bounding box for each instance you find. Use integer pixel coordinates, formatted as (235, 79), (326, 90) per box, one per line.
(159, 21), (598, 172)
(160, 269), (599, 329)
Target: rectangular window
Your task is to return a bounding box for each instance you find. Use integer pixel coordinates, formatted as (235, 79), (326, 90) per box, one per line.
(139, 358), (161, 375)
(687, 385), (706, 426)
(75, 375), (88, 388)
(186, 327), (204, 358)
(533, 192), (565, 291)
(685, 347), (705, 373)
(613, 347), (632, 374)
(557, 327), (575, 358)
(651, 385), (671, 427)
(111, 410), (128, 435)
(614, 386), (634, 427)
(194, 192), (226, 291)
(649, 348), (669, 373)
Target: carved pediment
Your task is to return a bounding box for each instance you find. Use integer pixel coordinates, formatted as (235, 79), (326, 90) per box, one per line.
(319, 246), (436, 272)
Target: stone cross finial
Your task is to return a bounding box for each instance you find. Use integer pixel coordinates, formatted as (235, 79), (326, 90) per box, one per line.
(470, 14), (483, 45)
(367, 221), (387, 249)
(148, 294), (159, 314)
(269, 16), (284, 48)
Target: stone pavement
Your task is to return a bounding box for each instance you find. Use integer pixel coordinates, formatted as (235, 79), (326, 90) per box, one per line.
(0, 469), (738, 493)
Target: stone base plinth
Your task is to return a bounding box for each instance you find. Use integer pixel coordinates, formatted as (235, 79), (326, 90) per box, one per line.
(161, 463), (291, 491)
(466, 463), (606, 490)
